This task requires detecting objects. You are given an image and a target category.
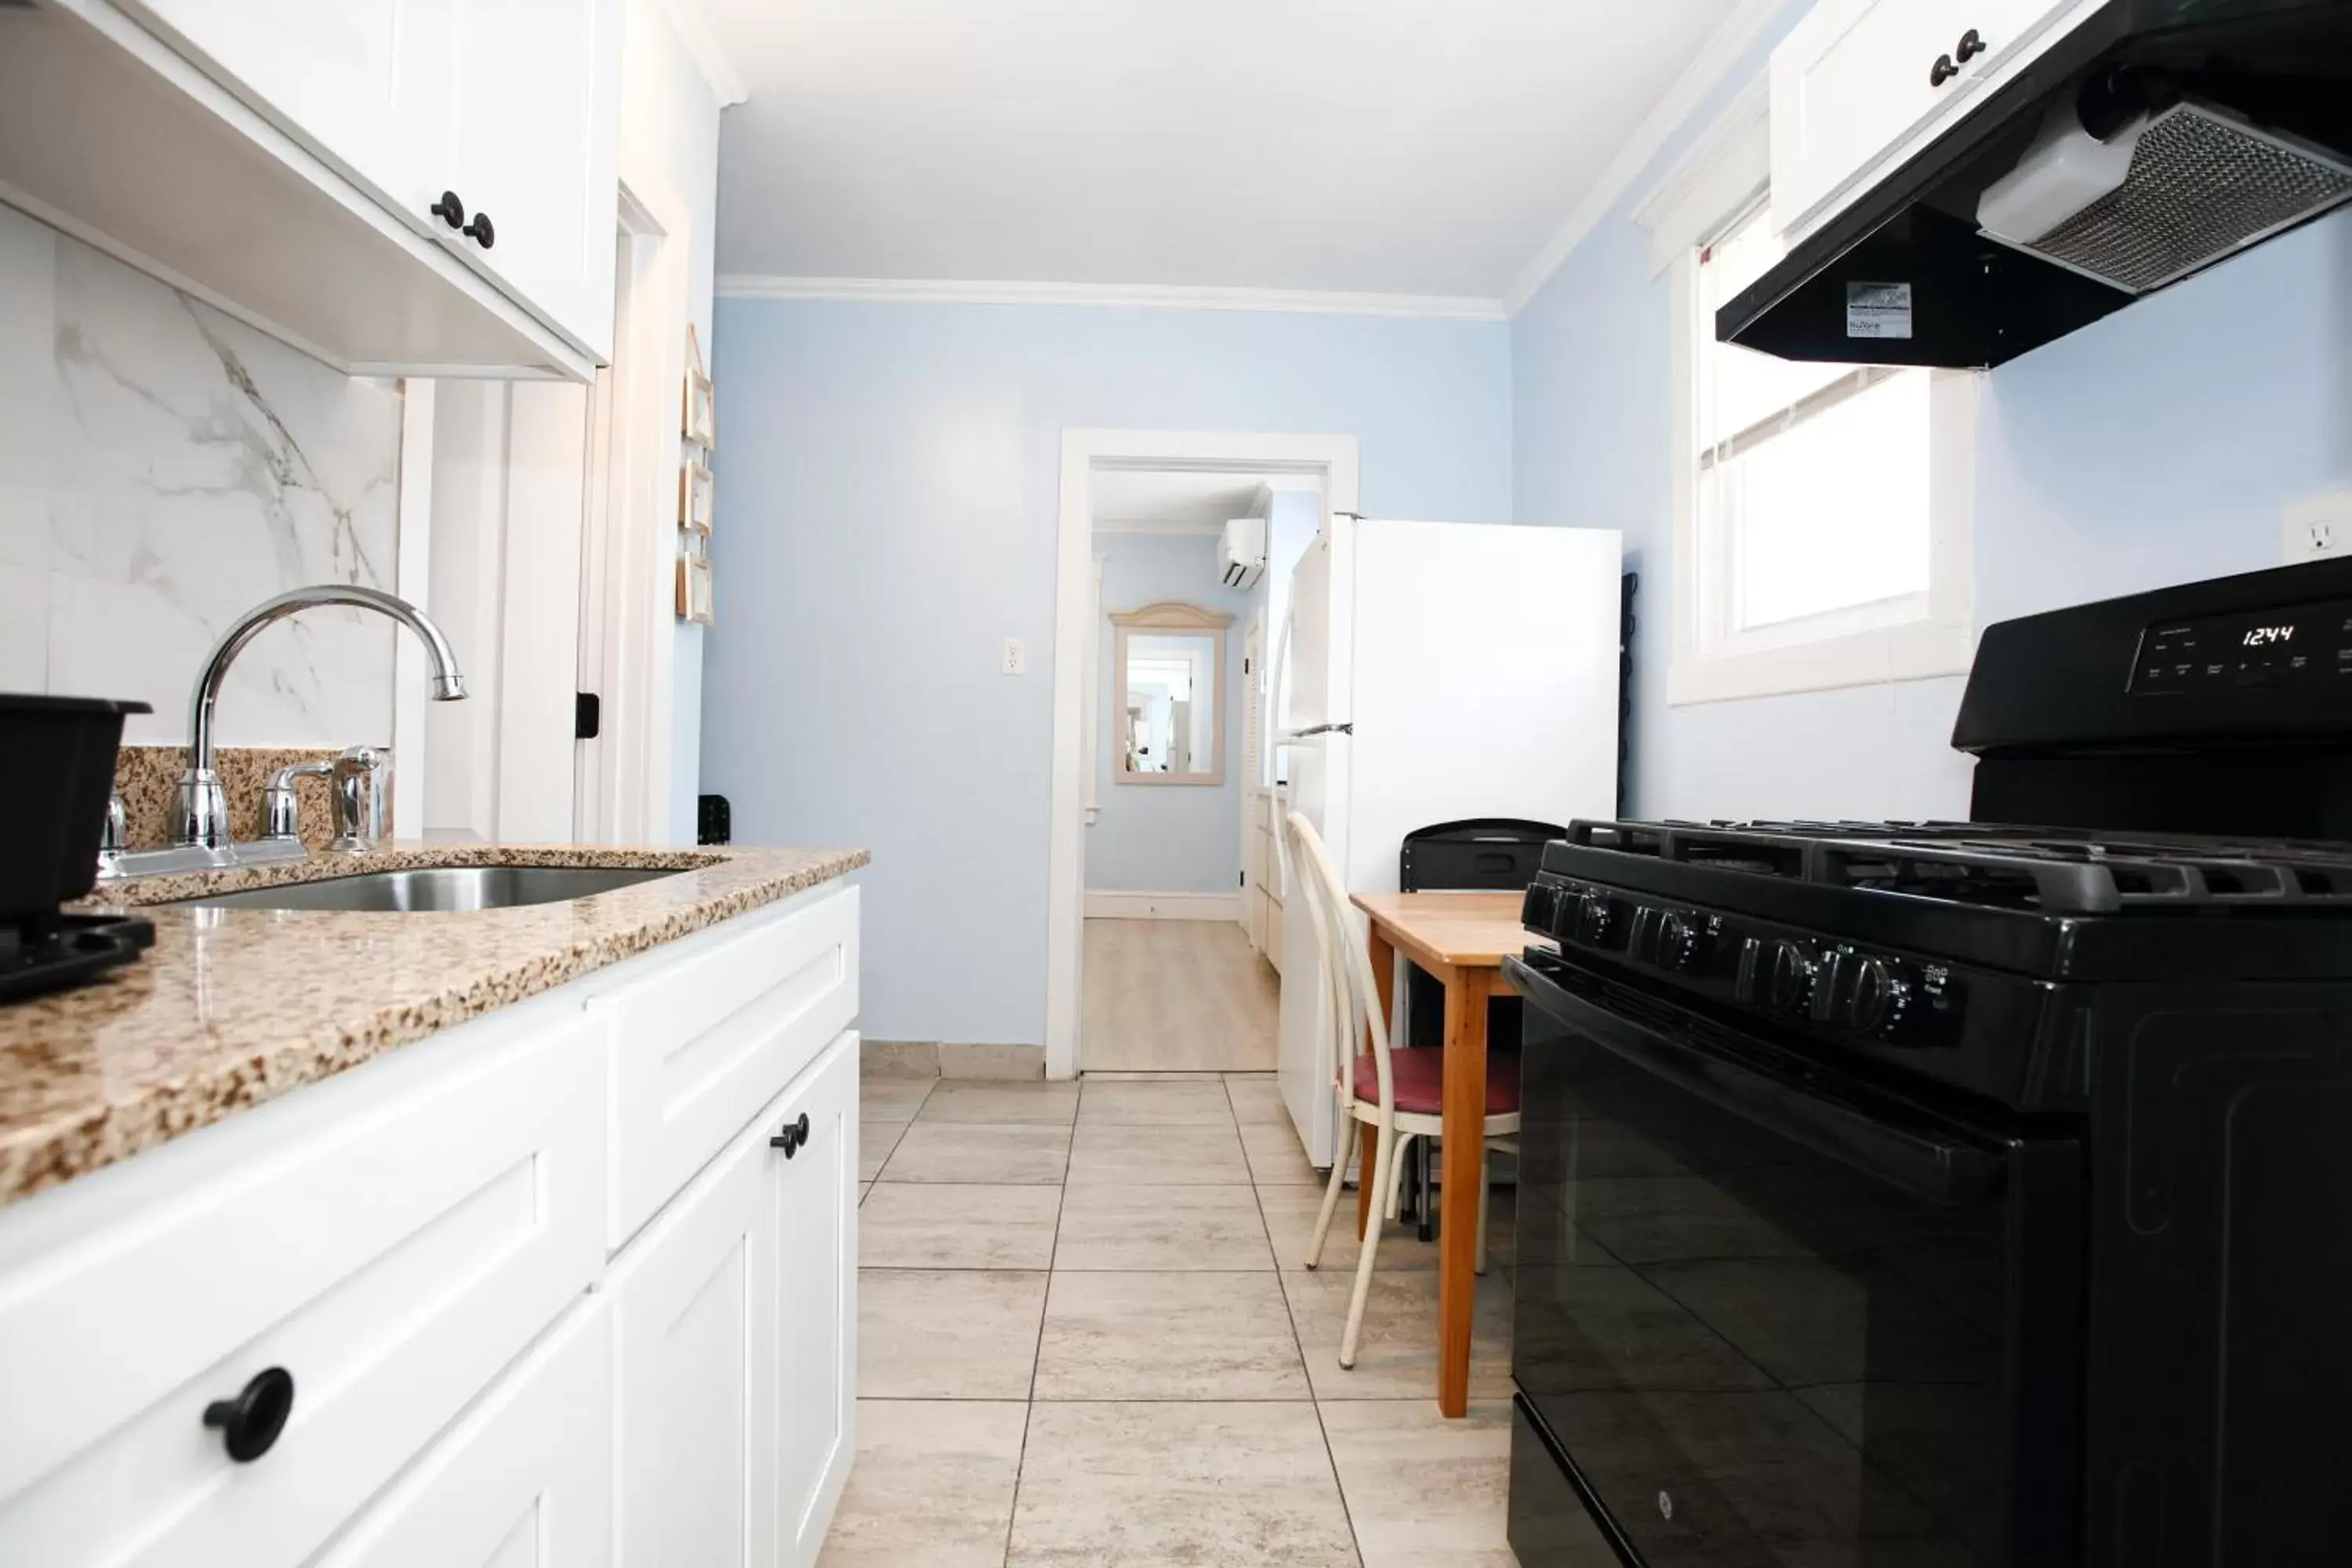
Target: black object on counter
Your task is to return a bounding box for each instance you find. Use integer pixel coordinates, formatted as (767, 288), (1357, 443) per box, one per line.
(698, 793), (731, 846)
(1, 693), (153, 1002)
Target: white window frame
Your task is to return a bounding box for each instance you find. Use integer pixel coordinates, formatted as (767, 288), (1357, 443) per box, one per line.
(1639, 79), (1977, 709)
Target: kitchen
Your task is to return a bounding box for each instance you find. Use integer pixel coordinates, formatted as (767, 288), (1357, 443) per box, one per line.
(2, 0), (2350, 1565)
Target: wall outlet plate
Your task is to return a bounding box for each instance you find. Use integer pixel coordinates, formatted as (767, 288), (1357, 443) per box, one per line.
(1000, 637), (1028, 675)
(2281, 489), (2352, 563)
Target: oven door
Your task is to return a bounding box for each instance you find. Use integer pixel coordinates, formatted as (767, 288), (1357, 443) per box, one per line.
(1503, 953), (2082, 1568)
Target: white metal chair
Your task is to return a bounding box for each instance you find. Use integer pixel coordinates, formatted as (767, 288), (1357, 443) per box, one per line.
(1284, 809), (1521, 1369)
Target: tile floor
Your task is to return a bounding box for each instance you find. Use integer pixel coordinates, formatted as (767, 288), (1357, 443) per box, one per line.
(829, 1066), (1530, 1566)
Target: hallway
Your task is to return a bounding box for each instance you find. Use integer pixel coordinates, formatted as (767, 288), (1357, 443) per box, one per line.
(1080, 917), (1279, 1073)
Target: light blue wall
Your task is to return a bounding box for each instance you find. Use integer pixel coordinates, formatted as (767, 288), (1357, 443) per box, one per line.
(1512, 3), (2352, 822)
(702, 300), (1512, 1044)
(1089, 532), (1254, 894)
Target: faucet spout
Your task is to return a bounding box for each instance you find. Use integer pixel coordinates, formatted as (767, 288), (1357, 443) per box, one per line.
(178, 585), (468, 850)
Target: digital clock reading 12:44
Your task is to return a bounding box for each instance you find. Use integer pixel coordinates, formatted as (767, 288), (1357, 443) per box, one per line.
(2242, 625), (2296, 648)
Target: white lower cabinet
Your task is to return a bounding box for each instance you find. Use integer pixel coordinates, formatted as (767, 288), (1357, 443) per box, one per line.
(768, 1033), (858, 1564)
(314, 1297), (614, 1568)
(610, 1029), (858, 1568)
(0, 881), (863, 1568)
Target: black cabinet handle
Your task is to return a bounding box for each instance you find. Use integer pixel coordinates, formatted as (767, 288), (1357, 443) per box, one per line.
(203, 1367), (294, 1462)
(1929, 53), (1958, 86)
(770, 1111), (813, 1157)
(462, 212), (495, 249)
(430, 191), (466, 229)
(1955, 27), (1985, 63)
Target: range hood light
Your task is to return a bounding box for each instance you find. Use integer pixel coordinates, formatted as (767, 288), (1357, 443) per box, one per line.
(1977, 102), (2148, 249)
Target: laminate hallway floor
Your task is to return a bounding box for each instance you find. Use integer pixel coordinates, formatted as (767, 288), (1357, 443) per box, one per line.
(822, 1064), (1582, 1566)
(1080, 916), (1279, 1073)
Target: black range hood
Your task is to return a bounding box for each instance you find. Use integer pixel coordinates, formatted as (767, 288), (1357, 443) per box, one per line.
(1721, 0), (2352, 369)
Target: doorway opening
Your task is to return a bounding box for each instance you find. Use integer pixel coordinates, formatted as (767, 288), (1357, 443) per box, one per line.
(1044, 430), (1360, 1080)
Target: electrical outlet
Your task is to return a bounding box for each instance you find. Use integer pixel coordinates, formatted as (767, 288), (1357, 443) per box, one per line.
(2281, 489), (2352, 563)
(1000, 637), (1027, 675)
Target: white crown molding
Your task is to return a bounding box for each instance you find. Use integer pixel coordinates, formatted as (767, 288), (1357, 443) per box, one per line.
(654, 0), (749, 107)
(1092, 516), (1232, 536)
(715, 274), (1509, 321)
(1501, 0), (1786, 314)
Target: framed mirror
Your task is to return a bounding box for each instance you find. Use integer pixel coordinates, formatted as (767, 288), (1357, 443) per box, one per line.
(1111, 601), (1233, 786)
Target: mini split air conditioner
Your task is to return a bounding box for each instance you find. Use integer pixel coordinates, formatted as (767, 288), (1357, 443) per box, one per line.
(1219, 517), (1266, 590)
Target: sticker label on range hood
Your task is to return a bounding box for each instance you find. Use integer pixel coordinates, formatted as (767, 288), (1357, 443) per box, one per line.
(1845, 281), (1913, 339)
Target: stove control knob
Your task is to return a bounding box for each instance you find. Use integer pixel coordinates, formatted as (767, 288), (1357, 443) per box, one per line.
(1762, 939), (1817, 1013)
(1656, 910), (1709, 972)
(1846, 956), (1914, 1037)
(1576, 893), (1619, 947)
(1522, 882), (1562, 937)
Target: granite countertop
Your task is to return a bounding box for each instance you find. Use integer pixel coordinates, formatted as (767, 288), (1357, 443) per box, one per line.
(0, 844), (868, 1208)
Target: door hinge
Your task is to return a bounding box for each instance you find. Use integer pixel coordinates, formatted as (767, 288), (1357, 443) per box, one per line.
(575, 692), (601, 740)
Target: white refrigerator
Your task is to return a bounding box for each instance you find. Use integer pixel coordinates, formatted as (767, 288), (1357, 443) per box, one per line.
(1272, 516), (1624, 1167)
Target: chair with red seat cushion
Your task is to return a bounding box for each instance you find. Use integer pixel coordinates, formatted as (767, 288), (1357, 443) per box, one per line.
(1282, 809), (1521, 1371)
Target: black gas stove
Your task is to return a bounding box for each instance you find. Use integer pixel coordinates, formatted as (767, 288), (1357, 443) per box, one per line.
(1504, 558), (2352, 1568)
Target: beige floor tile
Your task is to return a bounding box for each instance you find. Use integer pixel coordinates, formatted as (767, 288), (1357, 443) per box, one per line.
(1282, 1267), (1514, 1402)
(818, 1399), (1026, 1567)
(858, 1269), (1048, 1399)
(860, 1118), (909, 1182)
(1007, 1402), (1357, 1567)
(860, 1077), (937, 1120)
(1052, 1182), (1273, 1271)
(860, 1182), (1065, 1269)
(1256, 1184), (1443, 1274)
(1076, 1077), (1240, 1126)
(1224, 1074), (1291, 1125)
(1319, 1399), (1515, 1566)
(858, 1181), (870, 1207)
(877, 1121), (1072, 1184)
(1081, 1070), (1214, 1081)
(1065, 1119), (1251, 1185)
(1033, 1271), (1308, 1400)
(1240, 1118), (1322, 1185)
(939, 1042), (1047, 1079)
(916, 1079), (1081, 1125)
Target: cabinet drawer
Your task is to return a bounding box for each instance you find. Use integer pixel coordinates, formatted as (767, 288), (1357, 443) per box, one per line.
(592, 885), (860, 1249)
(0, 1008), (608, 1567)
(314, 1296), (612, 1568)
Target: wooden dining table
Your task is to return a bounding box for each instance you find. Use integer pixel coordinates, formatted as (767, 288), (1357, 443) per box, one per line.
(1346, 889), (1532, 1418)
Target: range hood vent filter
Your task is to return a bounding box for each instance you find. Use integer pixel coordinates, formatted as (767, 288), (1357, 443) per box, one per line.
(1991, 102), (2352, 295)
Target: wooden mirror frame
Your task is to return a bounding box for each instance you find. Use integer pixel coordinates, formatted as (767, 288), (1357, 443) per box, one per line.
(1110, 600), (1234, 786)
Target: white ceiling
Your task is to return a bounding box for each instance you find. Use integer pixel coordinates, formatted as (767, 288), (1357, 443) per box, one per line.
(704, 0), (1753, 308)
(1090, 470), (1271, 535)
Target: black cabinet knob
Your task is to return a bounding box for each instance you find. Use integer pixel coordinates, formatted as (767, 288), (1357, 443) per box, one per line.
(1955, 27), (1985, 63)
(203, 1367), (294, 1462)
(1929, 53), (1958, 86)
(462, 212), (495, 249)
(771, 1111), (812, 1157)
(430, 191), (466, 228)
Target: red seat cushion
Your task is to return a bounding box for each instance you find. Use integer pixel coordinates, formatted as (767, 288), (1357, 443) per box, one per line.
(1352, 1047), (1521, 1116)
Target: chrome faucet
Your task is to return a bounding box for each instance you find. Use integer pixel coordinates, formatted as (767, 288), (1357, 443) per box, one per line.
(177, 586), (467, 851)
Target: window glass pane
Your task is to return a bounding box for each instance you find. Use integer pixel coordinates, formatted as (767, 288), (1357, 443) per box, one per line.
(1700, 207), (1854, 445)
(1717, 372), (1930, 630)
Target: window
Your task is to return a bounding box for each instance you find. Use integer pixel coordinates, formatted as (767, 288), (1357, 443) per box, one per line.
(1649, 93), (1974, 706)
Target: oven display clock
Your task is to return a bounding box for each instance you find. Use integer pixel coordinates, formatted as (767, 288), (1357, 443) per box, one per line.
(2132, 599), (2352, 693)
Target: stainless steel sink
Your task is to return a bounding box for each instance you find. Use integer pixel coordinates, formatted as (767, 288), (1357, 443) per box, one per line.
(171, 864), (684, 913)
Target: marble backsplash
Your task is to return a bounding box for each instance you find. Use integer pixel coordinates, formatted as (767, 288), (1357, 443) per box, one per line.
(0, 204), (404, 750)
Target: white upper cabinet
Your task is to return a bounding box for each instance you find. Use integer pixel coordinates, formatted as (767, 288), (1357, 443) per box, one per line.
(119, 0), (455, 223)
(0, 0), (620, 379)
(441, 0), (622, 362)
(1771, 0), (2096, 239)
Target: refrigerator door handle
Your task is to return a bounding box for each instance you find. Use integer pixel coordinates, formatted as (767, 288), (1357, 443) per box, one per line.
(1279, 722), (1352, 740)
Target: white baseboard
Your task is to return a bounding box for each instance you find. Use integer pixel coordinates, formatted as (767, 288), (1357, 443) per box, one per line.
(1084, 891), (1243, 921)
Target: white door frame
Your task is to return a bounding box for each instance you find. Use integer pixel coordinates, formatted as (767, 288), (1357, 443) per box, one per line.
(1044, 428), (1360, 1080)
(578, 176), (689, 844)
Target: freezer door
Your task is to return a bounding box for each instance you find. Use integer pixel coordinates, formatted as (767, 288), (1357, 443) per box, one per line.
(1344, 521), (1621, 896)
(1276, 731), (1346, 1170)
